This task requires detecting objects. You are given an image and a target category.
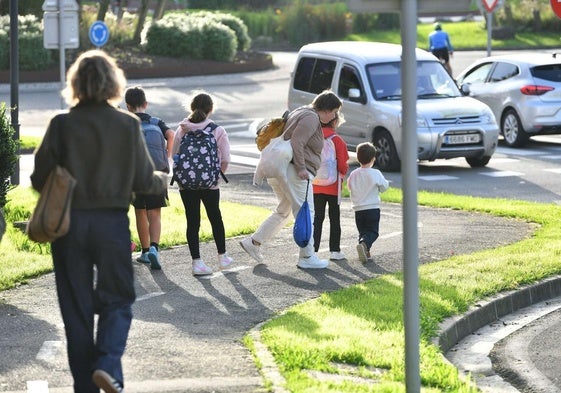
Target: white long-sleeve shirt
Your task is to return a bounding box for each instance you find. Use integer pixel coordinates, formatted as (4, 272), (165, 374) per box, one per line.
(347, 167), (389, 211)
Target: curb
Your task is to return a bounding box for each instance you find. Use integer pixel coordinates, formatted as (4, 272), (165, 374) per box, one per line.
(436, 275), (561, 354)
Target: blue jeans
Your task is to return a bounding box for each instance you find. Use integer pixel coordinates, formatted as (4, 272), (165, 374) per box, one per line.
(51, 209), (135, 392)
(354, 208), (381, 250)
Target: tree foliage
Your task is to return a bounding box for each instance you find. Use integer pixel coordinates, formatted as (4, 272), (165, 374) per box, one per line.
(0, 102), (18, 208)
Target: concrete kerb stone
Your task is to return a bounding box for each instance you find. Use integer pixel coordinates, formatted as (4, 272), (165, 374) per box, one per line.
(436, 275), (561, 353)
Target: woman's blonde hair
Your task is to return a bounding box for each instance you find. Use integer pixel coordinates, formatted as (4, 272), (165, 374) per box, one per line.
(63, 50), (127, 107)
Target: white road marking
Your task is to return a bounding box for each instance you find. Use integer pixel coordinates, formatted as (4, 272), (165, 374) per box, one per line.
(36, 341), (62, 362)
(418, 175), (459, 181)
(136, 291), (166, 302)
(27, 380), (49, 393)
(479, 170), (524, 177)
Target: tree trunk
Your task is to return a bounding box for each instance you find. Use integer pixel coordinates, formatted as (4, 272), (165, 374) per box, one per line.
(133, 0), (150, 44)
(154, 0), (167, 21)
(97, 0), (110, 21)
(533, 8), (541, 31)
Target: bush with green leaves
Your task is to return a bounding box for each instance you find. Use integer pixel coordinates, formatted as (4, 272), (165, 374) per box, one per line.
(0, 102), (18, 209)
(144, 13), (237, 61)
(191, 11), (251, 51)
(276, 1), (347, 48)
(0, 15), (54, 71)
(0, 0), (43, 17)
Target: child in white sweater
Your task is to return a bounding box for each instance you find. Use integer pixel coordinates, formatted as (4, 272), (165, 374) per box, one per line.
(347, 142), (389, 263)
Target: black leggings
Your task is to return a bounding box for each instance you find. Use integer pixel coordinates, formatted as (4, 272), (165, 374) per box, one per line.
(179, 188), (226, 260)
(313, 193), (341, 252)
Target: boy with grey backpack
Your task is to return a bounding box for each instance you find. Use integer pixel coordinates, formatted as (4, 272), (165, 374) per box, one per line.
(125, 86), (174, 270)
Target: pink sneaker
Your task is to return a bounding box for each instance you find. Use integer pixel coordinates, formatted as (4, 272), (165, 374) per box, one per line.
(192, 259), (212, 276)
(218, 253), (234, 269)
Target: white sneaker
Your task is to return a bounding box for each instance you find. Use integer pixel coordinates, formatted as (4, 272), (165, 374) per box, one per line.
(192, 259), (213, 276)
(330, 251), (346, 260)
(297, 254), (329, 269)
(240, 237), (263, 263)
(218, 253), (234, 269)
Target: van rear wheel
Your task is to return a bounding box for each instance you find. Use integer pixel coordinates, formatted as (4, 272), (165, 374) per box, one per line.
(373, 130), (400, 172)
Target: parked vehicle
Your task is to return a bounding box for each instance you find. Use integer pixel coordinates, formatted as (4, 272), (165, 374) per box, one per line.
(287, 41), (499, 171)
(456, 53), (561, 147)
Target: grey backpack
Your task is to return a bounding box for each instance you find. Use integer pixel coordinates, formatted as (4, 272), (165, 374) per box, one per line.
(141, 116), (169, 173)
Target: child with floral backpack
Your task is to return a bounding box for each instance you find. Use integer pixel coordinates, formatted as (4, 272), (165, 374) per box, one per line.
(172, 92), (234, 276)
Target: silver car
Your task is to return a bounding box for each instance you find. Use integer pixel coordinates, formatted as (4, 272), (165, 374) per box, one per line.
(456, 53), (561, 147)
(288, 41), (499, 171)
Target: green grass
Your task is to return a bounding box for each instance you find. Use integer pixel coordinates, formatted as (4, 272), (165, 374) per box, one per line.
(0, 186), (270, 291)
(248, 188), (561, 392)
(348, 21), (561, 50)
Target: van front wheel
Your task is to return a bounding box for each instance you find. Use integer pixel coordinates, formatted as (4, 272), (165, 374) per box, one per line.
(373, 130), (400, 172)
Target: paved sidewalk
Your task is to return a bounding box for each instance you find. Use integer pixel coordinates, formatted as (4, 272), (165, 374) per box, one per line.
(0, 172), (533, 392)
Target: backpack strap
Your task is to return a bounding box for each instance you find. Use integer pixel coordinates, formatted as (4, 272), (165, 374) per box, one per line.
(205, 122), (228, 183)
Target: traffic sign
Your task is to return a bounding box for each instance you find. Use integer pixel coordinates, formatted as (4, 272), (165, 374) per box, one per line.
(551, 0), (561, 19)
(481, 0), (499, 12)
(89, 21), (110, 48)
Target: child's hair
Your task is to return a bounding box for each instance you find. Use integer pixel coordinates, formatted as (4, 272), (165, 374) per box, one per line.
(356, 142), (378, 165)
(188, 92), (213, 123)
(124, 86), (146, 108)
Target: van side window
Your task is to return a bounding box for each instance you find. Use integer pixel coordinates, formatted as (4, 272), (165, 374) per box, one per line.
(293, 57), (336, 94)
(338, 65), (364, 102)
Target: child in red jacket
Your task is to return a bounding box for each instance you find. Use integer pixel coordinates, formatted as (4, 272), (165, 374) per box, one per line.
(312, 113), (349, 260)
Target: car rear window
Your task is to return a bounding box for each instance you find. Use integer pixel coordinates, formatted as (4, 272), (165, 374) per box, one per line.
(531, 64), (561, 82)
(293, 57), (336, 94)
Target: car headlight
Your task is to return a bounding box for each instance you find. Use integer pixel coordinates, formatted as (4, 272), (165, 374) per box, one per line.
(399, 113), (428, 128)
(481, 110), (497, 125)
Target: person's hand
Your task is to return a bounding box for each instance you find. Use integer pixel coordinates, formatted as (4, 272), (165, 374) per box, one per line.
(297, 169), (309, 180)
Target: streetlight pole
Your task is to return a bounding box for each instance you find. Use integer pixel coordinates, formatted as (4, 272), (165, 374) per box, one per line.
(9, 0), (20, 186)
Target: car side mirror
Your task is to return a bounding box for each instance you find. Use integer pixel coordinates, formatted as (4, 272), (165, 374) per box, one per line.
(460, 83), (470, 96)
(348, 88), (366, 104)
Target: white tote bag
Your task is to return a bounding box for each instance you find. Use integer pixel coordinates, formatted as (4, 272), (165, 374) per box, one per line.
(253, 135), (293, 185)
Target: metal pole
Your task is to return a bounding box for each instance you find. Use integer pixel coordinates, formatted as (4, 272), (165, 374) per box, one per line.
(9, 0), (20, 186)
(486, 12), (492, 56)
(58, 0), (66, 109)
(401, 0), (420, 391)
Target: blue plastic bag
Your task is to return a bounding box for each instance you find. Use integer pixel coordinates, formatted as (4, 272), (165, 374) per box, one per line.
(293, 180), (312, 248)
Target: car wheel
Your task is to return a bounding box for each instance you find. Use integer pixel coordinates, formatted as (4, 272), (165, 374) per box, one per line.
(502, 109), (529, 147)
(466, 155), (491, 168)
(373, 130), (400, 172)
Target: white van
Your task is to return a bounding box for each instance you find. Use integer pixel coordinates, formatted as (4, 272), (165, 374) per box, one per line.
(288, 41), (499, 171)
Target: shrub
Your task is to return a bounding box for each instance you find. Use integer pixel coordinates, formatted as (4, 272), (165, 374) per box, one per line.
(277, 1), (347, 48)
(144, 15), (205, 59)
(144, 13), (237, 61)
(0, 102), (18, 209)
(233, 9), (280, 43)
(0, 15), (54, 71)
(201, 20), (237, 61)
(0, 0), (42, 17)
(191, 11), (251, 51)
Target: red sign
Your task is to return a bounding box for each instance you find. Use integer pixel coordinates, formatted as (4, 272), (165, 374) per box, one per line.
(481, 0), (499, 12)
(551, 0), (561, 19)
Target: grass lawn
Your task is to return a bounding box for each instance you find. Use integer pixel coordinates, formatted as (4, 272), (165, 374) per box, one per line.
(349, 20), (561, 50)
(247, 189), (561, 392)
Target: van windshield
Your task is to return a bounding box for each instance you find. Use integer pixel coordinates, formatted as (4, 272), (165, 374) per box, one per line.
(367, 61), (461, 100)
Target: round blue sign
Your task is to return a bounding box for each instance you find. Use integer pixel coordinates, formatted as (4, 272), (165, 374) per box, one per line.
(89, 21), (110, 48)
